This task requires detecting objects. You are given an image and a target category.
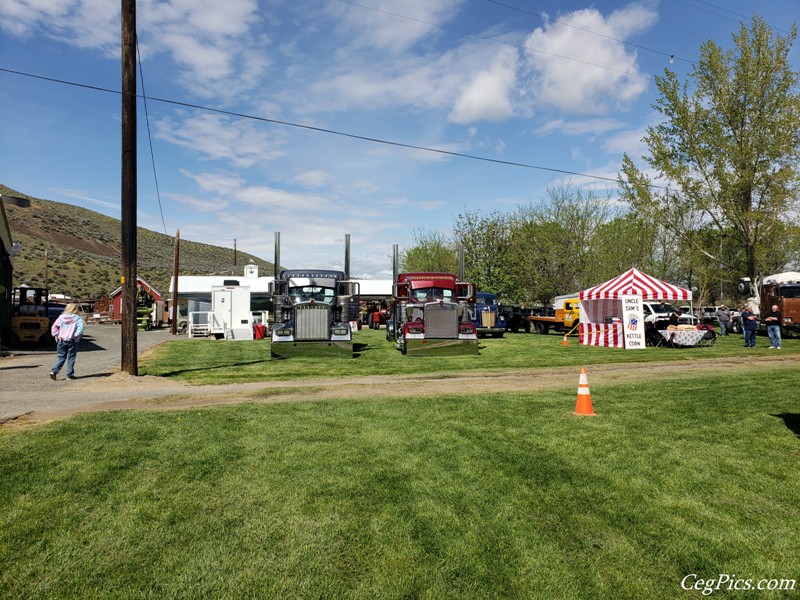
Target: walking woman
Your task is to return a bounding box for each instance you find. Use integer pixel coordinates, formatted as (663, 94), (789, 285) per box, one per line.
(49, 303), (85, 380)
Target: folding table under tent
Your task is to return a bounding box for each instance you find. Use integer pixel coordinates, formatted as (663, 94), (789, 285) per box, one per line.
(578, 268), (692, 347)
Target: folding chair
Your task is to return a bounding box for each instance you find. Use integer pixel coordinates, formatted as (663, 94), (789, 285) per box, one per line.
(696, 329), (717, 347)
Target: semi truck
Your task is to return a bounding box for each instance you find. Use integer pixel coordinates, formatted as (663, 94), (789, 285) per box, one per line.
(470, 291), (506, 338)
(737, 272), (800, 337)
(269, 233), (360, 359)
(385, 245), (478, 356)
(528, 295), (581, 335)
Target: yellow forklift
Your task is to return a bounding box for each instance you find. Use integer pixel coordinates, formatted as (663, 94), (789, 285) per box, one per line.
(10, 287), (53, 347)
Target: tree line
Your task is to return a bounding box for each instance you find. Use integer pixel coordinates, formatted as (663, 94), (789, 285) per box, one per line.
(401, 16), (800, 307)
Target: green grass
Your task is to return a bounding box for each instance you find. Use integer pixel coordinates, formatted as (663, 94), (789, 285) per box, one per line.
(139, 327), (800, 384)
(2, 369), (799, 598)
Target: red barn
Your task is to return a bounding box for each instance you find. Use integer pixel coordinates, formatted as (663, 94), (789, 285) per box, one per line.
(109, 277), (162, 322)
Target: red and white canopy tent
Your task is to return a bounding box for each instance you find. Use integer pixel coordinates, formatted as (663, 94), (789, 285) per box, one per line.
(578, 268), (692, 347)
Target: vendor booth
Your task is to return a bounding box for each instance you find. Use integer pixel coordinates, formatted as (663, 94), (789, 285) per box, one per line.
(579, 268), (692, 348)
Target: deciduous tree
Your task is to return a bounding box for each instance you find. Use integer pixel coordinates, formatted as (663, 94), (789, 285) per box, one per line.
(620, 16), (800, 281)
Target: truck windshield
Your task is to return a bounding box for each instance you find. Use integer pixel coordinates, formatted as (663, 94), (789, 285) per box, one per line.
(477, 296), (498, 306)
(289, 286), (335, 304)
(412, 287), (453, 302)
(778, 285), (800, 299)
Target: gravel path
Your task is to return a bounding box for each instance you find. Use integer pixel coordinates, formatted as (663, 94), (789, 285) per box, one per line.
(0, 324), (176, 421)
(1, 324), (796, 427)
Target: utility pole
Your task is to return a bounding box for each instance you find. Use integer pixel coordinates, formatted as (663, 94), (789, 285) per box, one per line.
(121, 0), (138, 375)
(171, 229), (180, 336)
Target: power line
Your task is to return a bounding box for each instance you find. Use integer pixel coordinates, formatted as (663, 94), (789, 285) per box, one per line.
(0, 66), (662, 190)
(136, 36), (168, 235)
(672, 0), (798, 41)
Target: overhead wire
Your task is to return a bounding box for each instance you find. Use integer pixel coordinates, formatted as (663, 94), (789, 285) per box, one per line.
(0, 67), (662, 189)
(672, 0), (798, 41)
(135, 35), (168, 235)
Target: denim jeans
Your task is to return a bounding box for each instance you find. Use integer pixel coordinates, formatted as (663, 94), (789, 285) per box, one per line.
(767, 325), (782, 348)
(744, 328), (757, 348)
(719, 321), (729, 336)
(52, 340), (78, 377)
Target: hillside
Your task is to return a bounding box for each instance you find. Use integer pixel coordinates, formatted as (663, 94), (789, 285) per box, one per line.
(2, 184), (275, 299)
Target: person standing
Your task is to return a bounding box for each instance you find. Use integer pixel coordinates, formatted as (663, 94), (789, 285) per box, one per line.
(715, 305), (731, 336)
(763, 304), (782, 349)
(49, 303), (85, 380)
(740, 306), (759, 348)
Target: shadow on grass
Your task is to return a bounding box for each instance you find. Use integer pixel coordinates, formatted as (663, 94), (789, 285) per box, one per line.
(146, 359), (270, 378)
(772, 413), (800, 439)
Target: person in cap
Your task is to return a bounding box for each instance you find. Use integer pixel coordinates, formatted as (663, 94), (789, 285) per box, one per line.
(715, 304), (731, 336)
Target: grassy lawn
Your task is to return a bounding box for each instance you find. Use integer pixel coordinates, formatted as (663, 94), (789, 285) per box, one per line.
(139, 327), (800, 384)
(2, 368), (799, 598)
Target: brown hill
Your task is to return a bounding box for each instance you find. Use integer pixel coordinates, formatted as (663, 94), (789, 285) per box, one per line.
(2, 184), (275, 299)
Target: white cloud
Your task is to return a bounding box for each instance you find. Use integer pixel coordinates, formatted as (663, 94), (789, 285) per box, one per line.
(449, 47), (518, 123)
(53, 187), (120, 211)
(156, 114), (287, 168)
(305, 36), (522, 124)
(603, 127), (648, 156)
(0, 0), (118, 48)
(325, 0), (463, 54)
(179, 170), (247, 195)
(0, 0), (269, 99)
(522, 3), (657, 114)
(292, 170), (334, 188)
(536, 118), (625, 137)
(163, 192), (227, 212)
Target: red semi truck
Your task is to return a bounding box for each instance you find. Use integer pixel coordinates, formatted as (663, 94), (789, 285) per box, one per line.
(386, 272), (479, 356)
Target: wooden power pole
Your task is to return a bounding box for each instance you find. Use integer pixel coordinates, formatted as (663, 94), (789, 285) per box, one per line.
(121, 0), (138, 375)
(171, 229), (180, 335)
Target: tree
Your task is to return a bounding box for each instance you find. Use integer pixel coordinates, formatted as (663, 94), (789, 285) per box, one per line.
(619, 16), (800, 281)
(510, 185), (611, 304)
(583, 212), (665, 284)
(453, 208), (513, 298)
(400, 227), (457, 273)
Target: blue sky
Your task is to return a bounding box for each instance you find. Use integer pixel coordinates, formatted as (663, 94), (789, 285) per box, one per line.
(1, 0), (798, 279)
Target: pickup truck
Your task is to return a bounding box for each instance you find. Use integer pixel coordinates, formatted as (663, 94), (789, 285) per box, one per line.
(643, 302), (699, 328)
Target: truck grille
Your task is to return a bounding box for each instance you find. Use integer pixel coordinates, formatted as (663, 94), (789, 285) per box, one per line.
(295, 304), (330, 340)
(425, 303), (458, 338)
(21, 322), (43, 330)
(480, 310), (496, 328)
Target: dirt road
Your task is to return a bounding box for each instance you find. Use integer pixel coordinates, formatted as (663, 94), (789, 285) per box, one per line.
(1, 324), (796, 427)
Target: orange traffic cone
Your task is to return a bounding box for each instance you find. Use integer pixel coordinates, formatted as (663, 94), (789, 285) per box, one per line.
(562, 335), (569, 346)
(573, 367), (597, 416)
